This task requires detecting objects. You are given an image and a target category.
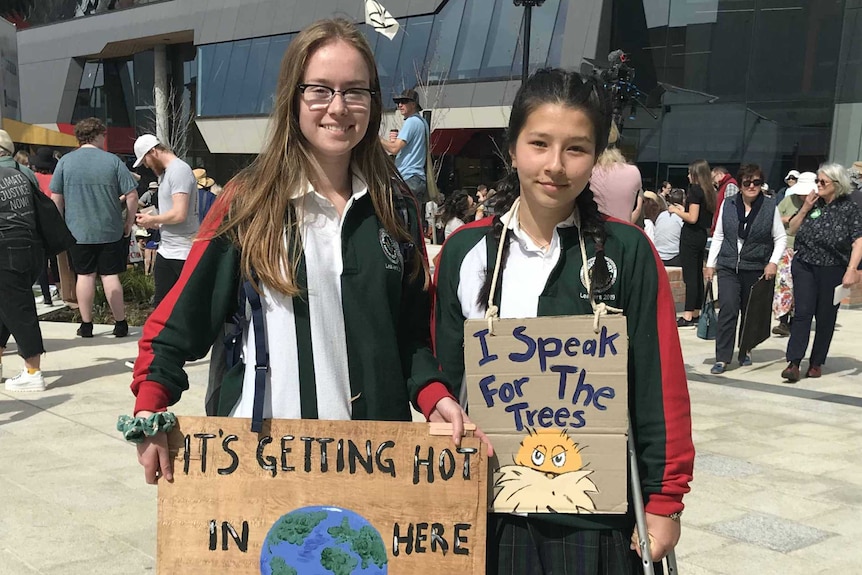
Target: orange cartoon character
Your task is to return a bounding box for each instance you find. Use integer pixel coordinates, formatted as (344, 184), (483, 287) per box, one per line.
(494, 428), (598, 513)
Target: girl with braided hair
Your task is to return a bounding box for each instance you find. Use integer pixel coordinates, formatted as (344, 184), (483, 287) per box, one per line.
(432, 68), (693, 573)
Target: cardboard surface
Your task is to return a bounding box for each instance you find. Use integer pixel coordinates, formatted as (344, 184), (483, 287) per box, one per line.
(464, 315), (629, 515)
(158, 417), (487, 574)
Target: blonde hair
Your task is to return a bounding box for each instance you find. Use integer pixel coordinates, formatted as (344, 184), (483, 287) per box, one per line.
(595, 147), (627, 168)
(214, 19), (425, 295)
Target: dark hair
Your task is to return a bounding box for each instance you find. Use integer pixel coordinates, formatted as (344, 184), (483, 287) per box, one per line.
(643, 196), (664, 222)
(477, 68), (613, 310)
(688, 159), (716, 213)
(668, 188), (686, 206)
(661, 180), (672, 190)
(439, 191), (473, 224)
(74, 117), (107, 145)
(736, 163), (763, 185)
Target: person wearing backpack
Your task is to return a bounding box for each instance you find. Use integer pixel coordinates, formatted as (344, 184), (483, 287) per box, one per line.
(126, 19), (487, 484)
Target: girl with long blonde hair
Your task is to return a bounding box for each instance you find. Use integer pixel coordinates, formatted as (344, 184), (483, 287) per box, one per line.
(127, 19), (480, 483)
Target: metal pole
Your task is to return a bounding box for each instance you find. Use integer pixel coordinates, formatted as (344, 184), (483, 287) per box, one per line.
(522, 5), (532, 84)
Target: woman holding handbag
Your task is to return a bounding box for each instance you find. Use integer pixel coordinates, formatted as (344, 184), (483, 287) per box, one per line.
(704, 164), (786, 374)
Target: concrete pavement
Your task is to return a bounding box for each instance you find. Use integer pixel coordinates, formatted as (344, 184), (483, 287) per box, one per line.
(1, 307), (861, 574)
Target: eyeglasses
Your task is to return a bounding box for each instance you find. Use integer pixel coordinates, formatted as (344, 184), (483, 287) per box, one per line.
(741, 179), (763, 188)
(298, 84), (375, 110)
(786, 176), (797, 181)
(815, 178), (832, 186)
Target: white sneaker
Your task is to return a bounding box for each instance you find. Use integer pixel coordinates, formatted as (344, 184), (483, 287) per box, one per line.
(5, 370), (46, 392)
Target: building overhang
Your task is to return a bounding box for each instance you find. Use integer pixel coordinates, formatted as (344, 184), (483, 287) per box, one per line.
(4, 118), (78, 148)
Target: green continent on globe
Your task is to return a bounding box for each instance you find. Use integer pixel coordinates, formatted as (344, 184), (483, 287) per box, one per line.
(328, 517), (388, 568)
(266, 511), (328, 551)
(269, 556), (298, 575)
(320, 546), (358, 575)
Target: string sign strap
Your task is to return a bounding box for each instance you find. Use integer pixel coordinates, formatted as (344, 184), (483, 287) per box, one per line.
(484, 197), (521, 334)
(576, 212), (623, 333)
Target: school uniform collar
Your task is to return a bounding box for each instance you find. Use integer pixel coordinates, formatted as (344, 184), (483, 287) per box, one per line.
(291, 168), (369, 207)
(501, 204), (577, 253)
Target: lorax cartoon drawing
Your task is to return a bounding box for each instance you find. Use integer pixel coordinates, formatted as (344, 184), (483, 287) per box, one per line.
(494, 428), (598, 513)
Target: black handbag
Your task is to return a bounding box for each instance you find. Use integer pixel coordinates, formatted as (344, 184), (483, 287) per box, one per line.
(697, 280), (718, 340)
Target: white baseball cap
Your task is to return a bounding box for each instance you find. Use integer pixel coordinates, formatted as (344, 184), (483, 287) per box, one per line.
(784, 170), (800, 180)
(132, 134), (160, 168)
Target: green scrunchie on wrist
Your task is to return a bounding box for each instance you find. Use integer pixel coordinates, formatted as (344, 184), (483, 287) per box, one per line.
(116, 412), (178, 444)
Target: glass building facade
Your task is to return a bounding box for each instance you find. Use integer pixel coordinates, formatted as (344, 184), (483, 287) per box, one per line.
(196, 0), (568, 117)
(0, 0), (167, 29)
(610, 0), (847, 190)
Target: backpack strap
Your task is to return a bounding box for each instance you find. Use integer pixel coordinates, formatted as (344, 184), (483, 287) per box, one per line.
(242, 273), (269, 433)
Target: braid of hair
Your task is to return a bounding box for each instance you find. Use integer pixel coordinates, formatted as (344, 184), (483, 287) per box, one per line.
(476, 170), (521, 311)
(576, 186), (611, 302)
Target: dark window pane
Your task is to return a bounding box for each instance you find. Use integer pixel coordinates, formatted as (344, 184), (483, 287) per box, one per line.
(425, 0), (466, 82)
(450, 1), (494, 80)
(374, 26), (405, 96)
(547, 0), (569, 68)
(838, 6), (862, 103)
(479, 2), (522, 79)
(236, 38), (272, 115)
(394, 15), (433, 91)
(528, 0), (560, 69)
(258, 35), (291, 115)
(219, 39), (252, 115)
(199, 42), (233, 116)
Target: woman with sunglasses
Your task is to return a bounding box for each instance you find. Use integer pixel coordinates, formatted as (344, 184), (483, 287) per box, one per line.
(704, 165), (786, 374)
(781, 163), (862, 382)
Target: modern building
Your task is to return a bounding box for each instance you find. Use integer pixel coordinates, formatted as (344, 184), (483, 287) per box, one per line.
(8, 0), (862, 191)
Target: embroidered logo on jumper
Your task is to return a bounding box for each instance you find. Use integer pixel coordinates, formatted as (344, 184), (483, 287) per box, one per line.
(580, 256), (619, 294)
(379, 228), (402, 268)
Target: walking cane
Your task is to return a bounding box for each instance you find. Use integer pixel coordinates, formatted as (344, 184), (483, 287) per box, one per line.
(629, 425), (679, 575)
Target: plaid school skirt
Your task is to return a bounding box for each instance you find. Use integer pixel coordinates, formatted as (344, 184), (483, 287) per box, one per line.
(487, 515), (663, 575)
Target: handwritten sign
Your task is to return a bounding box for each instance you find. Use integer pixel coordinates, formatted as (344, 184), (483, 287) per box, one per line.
(464, 316), (628, 514)
(158, 417), (487, 574)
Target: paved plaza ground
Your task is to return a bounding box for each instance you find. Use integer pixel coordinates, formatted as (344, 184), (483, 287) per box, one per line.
(1, 300), (861, 574)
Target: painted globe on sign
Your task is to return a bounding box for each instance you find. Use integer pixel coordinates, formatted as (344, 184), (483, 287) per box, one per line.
(260, 505), (388, 575)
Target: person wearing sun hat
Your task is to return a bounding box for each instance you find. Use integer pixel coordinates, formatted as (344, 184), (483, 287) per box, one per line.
(771, 171), (814, 337)
(379, 88), (429, 216)
(193, 167), (218, 223)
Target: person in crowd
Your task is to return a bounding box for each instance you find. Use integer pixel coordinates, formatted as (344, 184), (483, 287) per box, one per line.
(50, 117), (138, 338)
(433, 68), (693, 572)
(641, 190), (665, 243)
(438, 190), (474, 240)
(193, 168), (217, 223)
(781, 163), (862, 382)
(380, 88), (429, 212)
(705, 164), (786, 374)
(772, 172), (812, 336)
(29, 148), (60, 307)
(424, 196), (442, 244)
(133, 135), (199, 307)
(774, 170), (799, 204)
(589, 144), (644, 223)
(660, 180), (672, 200)
(711, 166), (738, 234)
(0, 130), (47, 391)
(653, 187), (686, 267)
(474, 184), (489, 219)
(13, 150), (30, 166)
(128, 18), (480, 484)
(668, 159), (716, 327)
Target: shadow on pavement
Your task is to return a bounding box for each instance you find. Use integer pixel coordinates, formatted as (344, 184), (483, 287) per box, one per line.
(46, 358), (135, 390)
(0, 393), (73, 426)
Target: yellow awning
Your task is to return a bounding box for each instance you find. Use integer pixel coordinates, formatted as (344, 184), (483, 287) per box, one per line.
(2, 117), (78, 148)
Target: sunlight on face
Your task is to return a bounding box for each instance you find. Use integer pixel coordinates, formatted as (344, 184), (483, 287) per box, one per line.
(509, 103), (597, 215)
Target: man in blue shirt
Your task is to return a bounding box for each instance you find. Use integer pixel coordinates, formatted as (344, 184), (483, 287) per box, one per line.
(380, 89), (429, 207)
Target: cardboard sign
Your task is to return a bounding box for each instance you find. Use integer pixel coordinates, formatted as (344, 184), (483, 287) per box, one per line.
(159, 417), (487, 574)
(464, 315), (629, 515)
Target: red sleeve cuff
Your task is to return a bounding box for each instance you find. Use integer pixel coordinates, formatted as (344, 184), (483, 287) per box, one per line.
(644, 493), (684, 516)
(416, 381), (455, 420)
(132, 380), (172, 415)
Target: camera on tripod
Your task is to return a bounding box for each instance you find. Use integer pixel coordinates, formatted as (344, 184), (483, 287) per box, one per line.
(585, 50), (655, 133)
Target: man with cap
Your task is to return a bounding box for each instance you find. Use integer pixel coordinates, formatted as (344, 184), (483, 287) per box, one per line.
(0, 129), (49, 390)
(193, 167), (217, 223)
(132, 134), (198, 307)
(50, 117), (139, 338)
(380, 88), (430, 209)
(775, 170), (800, 204)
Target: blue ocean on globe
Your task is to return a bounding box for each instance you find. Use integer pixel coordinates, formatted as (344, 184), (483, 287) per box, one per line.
(260, 506), (389, 575)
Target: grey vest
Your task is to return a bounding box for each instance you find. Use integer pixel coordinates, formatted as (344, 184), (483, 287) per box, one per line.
(716, 195), (776, 271)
